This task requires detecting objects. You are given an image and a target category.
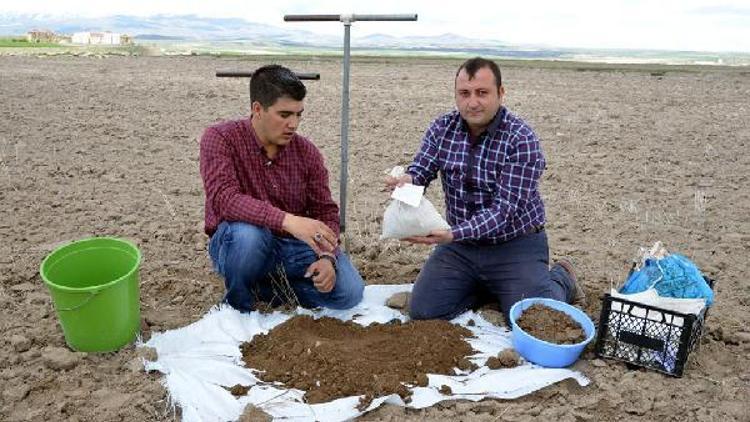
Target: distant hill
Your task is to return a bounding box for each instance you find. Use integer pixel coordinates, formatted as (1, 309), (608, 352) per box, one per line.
(1, 13), (353, 47)
(0, 13), (516, 50)
(1, 13), (747, 65)
(134, 34), (186, 41)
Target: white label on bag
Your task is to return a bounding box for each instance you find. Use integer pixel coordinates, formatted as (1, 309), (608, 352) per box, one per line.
(391, 183), (425, 208)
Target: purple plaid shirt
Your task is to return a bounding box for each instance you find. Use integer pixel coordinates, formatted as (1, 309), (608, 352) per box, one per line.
(407, 106), (546, 243)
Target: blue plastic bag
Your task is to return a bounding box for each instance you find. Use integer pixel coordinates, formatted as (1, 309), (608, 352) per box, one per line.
(620, 254), (714, 306)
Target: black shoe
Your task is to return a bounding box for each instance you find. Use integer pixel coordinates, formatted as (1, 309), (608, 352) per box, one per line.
(557, 258), (586, 306)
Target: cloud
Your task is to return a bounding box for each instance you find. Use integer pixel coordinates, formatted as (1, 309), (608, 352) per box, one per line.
(689, 5), (750, 16)
(2, 0), (749, 52)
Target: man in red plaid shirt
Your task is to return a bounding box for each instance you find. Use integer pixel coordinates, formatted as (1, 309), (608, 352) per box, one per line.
(200, 64), (364, 312)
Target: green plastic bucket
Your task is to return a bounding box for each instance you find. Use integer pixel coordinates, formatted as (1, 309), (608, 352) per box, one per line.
(40, 237), (141, 352)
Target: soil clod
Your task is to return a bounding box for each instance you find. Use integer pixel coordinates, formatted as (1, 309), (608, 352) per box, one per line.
(228, 384), (250, 397)
(486, 349), (521, 369)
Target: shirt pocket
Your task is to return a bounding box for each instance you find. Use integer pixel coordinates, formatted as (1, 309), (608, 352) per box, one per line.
(440, 149), (466, 187)
(475, 166), (498, 193)
(476, 144), (506, 190)
(468, 150), (502, 209)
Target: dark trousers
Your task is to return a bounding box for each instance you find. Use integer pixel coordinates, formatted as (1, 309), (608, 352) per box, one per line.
(409, 231), (574, 322)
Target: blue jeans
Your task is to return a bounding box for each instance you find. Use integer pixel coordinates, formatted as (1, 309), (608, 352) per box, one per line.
(409, 231), (575, 322)
(208, 221), (364, 312)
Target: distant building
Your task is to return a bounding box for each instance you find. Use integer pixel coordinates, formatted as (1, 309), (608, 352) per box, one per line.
(71, 31), (133, 45)
(26, 29), (57, 43)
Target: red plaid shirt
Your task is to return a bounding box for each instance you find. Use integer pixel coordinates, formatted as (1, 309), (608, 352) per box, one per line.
(200, 118), (339, 239)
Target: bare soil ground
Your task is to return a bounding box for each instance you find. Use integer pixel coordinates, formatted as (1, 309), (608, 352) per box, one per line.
(0, 55), (748, 421)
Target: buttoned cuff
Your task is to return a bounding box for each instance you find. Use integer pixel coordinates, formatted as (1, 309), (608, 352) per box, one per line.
(451, 224), (474, 242)
(406, 170), (424, 187)
(264, 207), (286, 232)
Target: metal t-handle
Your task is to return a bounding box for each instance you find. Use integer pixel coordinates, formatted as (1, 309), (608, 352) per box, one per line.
(215, 70), (320, 80)
(284, 13), (417, 238)
(284, 14), (418, 22)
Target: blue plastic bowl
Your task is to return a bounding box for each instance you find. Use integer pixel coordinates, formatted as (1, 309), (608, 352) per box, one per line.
(509, 298), (596, 367)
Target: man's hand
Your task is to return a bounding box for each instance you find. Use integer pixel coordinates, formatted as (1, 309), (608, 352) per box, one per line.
(384, 174), (413, 191)
(403, 229), (454, 245)
(305, 258), (336, 293)
(282, 214), (337, 255)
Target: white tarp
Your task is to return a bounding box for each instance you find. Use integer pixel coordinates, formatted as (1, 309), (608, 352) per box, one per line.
(142, 284), (589, 421)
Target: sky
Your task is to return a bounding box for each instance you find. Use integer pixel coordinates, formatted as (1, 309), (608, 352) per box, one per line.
(3, 0), (750, 52)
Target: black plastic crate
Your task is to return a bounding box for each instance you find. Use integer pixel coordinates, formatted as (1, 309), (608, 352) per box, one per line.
(594, 278), (714, 377)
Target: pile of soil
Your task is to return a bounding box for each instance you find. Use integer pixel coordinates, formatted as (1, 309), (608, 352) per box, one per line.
(516, 304), (586, 344)
(240, 315), (474, 408)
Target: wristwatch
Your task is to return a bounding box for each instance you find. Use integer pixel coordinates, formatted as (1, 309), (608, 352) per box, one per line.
(318, 253), (337, 272)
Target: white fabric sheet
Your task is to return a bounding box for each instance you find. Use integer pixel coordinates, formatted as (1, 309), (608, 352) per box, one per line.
(142, 284), (589, 422)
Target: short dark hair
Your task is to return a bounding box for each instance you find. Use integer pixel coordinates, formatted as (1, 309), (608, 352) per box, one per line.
(455, 57), (502, 89)
(249, 64), (306, 108)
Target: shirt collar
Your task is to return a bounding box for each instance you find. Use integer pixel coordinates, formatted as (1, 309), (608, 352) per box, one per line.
(462, 106), (506, 142)
(486, 106), (506, 135)
(247, 116), (286, 159)
(245, 118), (262, 155)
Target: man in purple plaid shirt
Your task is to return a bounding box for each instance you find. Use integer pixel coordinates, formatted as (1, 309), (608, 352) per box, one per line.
(387, 57), (585, 321)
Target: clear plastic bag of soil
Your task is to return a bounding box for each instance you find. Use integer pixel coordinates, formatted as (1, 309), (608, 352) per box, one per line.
(380, 166), (450, 240)
(381, 197), (450, 240)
